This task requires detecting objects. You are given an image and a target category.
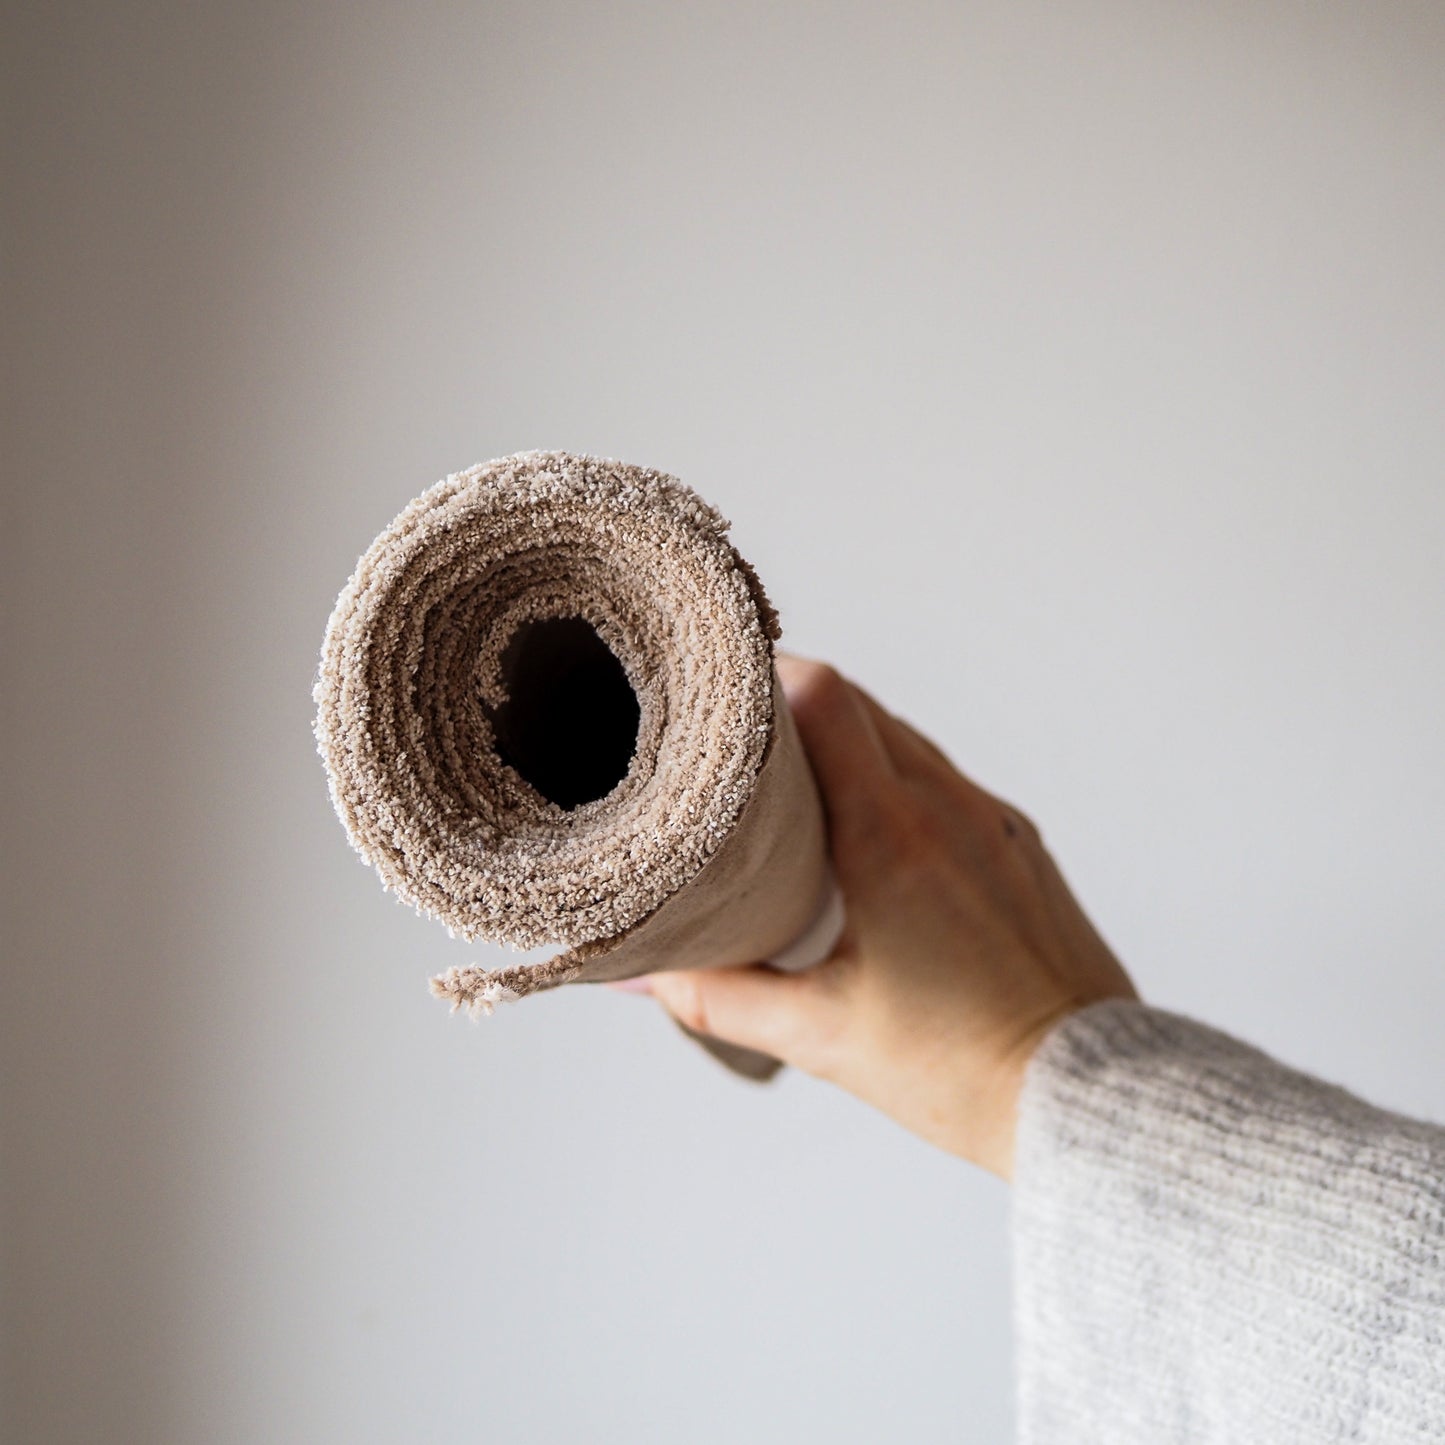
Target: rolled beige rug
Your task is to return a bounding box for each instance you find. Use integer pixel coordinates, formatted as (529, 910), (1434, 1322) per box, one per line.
(312, 450), (844, 1080)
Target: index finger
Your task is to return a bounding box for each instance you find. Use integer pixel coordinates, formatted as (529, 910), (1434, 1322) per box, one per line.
(775, 653), (896, 825)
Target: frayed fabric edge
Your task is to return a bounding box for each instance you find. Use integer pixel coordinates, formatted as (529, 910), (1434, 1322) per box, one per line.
(429, 957), (585, 1017)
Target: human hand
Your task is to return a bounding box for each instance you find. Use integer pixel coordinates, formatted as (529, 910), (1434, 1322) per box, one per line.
(616, 653), (1138, 1180)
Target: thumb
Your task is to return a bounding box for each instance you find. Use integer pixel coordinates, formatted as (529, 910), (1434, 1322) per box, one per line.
(645, 963), (828, 1070)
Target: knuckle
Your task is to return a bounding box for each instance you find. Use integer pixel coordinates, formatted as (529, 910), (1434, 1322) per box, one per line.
(1004, 804), (1043, 846)
(782, 659), (848, 718)
(659, 974), (709, 1035)
(840, 788), (949, 885)
(978, 815), (1019, 864)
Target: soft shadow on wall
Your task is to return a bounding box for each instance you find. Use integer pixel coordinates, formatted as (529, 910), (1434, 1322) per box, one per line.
(5, 2), (1444, 1443)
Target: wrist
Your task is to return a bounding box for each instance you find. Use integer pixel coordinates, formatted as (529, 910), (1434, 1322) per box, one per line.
(974, 995), (1117, 1179)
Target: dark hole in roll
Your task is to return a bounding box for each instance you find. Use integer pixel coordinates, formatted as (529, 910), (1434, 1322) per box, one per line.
(485, 616), (641, 811)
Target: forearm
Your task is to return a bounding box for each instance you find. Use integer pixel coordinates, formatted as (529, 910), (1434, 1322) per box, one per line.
(1013, 999), (1445, 1444)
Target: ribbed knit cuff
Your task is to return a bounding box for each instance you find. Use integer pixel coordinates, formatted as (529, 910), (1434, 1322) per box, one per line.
(1011, 999), (1445, 1444)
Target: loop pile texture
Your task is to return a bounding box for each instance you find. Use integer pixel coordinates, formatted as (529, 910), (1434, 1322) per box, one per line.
(313, 451), (831, 1043)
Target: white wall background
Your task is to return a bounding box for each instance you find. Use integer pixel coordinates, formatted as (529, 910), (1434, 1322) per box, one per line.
(5, 2), (1443, 1441)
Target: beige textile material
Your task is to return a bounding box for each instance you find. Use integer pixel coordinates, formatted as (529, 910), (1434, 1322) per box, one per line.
(313, 450), (833, 1079)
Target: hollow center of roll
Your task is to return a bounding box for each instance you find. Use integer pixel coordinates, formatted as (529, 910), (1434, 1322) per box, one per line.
(487, 616), (641, 810)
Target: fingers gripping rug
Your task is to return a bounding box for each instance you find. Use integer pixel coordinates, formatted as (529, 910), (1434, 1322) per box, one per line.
(313, 450), (844, 1080)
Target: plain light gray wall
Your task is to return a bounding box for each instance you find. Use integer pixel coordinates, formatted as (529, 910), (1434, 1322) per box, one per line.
(5, 2), (1443, 1441)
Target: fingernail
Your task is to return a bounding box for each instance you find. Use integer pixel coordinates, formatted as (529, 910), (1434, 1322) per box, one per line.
(605, 977), (654, 994)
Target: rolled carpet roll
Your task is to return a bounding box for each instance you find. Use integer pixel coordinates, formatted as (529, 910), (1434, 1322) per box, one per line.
(313, 450), (844, 1080)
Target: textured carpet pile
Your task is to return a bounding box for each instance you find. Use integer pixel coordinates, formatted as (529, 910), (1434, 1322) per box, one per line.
(313, 450), (839, 1077)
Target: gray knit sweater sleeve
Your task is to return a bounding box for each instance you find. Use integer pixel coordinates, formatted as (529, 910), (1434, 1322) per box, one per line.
(1012, 999), (1445, 1443)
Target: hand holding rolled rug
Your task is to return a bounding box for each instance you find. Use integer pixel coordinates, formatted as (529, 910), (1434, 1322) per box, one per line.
(313, 450), (843, 1079)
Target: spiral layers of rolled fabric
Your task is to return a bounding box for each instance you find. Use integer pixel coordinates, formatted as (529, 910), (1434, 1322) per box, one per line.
(313, 451), (839, 1076)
